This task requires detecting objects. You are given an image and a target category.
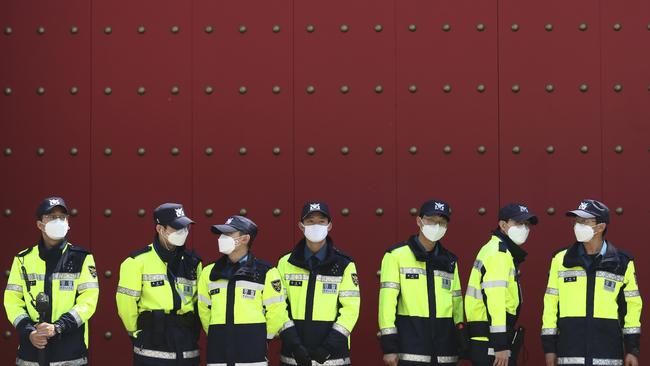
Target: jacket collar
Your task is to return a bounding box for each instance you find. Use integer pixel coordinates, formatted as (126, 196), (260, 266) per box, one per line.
(152, 234), (184, 263)
(492, 229), (527, 265)
(288, 237), (337, 270)
(38, 238), (67, 262)
(563, 240), (620, 270)
(210, 252), (258, 281)
(406, 235), (456, 272)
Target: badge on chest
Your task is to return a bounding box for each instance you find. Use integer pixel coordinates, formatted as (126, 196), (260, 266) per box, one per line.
(564, 277), (577, 283)
(59, 280), (74, 291)
(290, 280), (303, 287)
(604, 280), (616, 292)
(322, 283), (337, 294)
(242, 289), (256, 299)
(442, 278), (452, 290)
(406, 273), (419, 280)
(151, 280), (165, 287)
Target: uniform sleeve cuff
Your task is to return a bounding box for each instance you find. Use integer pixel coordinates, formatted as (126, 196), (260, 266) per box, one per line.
(490, 333), (509, 352)
(380, 334), (400, 354)
(541, 335), (558, 354)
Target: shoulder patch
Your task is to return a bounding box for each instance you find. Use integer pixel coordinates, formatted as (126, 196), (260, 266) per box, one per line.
(271, 279), (282, 292)
(129, 245), (152, 258)
(386, 241), (409, 253)
(17, 247), (34, 257)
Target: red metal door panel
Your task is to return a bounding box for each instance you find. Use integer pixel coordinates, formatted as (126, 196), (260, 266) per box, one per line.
(192, 1), (294, 362)
(293, 0), (396, 360)
(601, 0), (650, 356)
(396, 0), (500, 311)
(498, 1), (603, 363)
(2, 1), (650, 365)
(90, 0), (193, 362)
(192, 0), (293, 260)
(0, 0), (92, 349)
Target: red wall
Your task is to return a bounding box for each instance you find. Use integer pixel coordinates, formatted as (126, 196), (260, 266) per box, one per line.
(1, 0), (649, 364)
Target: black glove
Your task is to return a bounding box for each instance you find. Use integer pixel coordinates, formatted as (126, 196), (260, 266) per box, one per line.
(310, 346), (331, 364)
(292, 344), (312, 366)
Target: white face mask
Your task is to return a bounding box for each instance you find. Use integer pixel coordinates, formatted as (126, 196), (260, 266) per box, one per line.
(44, 219), (69, 240)
(304, 224), (328, 243)
(166, 227), (189, 247)
(507, 224), (530, 245)
(574, 223), (595, 242)
(218, 234), (237, 255)
(421, 224), (447, 242)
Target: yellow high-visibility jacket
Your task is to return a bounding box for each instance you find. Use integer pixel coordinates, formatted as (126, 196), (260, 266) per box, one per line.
(4, 241), (98, 365)
(465, 231), (526, 353)
(541, 241), (642, 365)
(198, 253), (294, 365)
(378, 235), (464, 365)
(277, 239), (360, 366)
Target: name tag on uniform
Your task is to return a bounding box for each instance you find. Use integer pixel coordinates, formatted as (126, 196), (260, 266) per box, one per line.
(151, 280), (165, 287)
(290, 280), (303, 286)
(242, 289), (256, 299)
(322, 283), (337, 294)
(442, 278), (452, 290)
(60, 280), (74, 291)
(406, 274), (419, 280)
(564, 277), (577, 283)
(604, 280), (616, 292)
(210, 288), (220, 295)
(182, 285), (192, 295)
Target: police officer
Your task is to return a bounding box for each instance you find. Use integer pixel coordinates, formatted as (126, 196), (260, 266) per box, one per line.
(465, 203), (538, 366)
(198, 215), (296, 365)
(277, 201), (361, 366)
(116, 203), (202, 366)
(379, 200), (465, 366)
(541, 200), (642, 366)
(4, 196), (99, 365)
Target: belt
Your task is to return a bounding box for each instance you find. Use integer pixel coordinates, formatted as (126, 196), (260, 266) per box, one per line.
(207, 363), (268, 366)
(16, 357), (88, 366)
(280, 355), (351, 366)
(133, 346), (200, 360)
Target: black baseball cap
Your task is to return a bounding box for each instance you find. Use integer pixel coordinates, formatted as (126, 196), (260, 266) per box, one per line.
(154, 203), (194, 229)
(566, 199), (610, 224)
(499, 203), (538, 225)
(211, 215), (258, 240)
(419, 199), (451, 221)
(36, 196), (68, 218)
(300, 201), (331, 222)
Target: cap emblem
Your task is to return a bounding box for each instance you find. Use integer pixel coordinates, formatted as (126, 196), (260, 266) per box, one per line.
(49, 199), (61, 206)
(579, 202), (589, 210)
(310, 203), (321, 211)
(175, 208), (185, 218)
(434, 202), (445, 211)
